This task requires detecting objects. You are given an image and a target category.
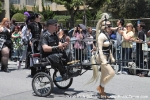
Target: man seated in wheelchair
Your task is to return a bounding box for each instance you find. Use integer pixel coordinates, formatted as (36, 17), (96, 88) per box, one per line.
(40, 19), (68, 80)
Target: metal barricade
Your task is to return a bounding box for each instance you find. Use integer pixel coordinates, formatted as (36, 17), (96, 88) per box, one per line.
(68, 38), (150, 75)
(113, 39), (150, 75)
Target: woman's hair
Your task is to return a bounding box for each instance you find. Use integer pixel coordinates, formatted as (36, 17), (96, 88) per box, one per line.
(87, 27), (92, 31)
(30, 12), (40, 21)
(75, 25), (79, 33)
(96, 19), (108, 41)
(126, 23), (135, 33)
(1, 18), (9, 27)
(118, 18), (124, 26)
(15, 26), (20, 31)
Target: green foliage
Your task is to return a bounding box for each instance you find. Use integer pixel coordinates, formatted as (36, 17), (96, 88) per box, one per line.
(12, 13), (25, 22)
(18, 5), (27, 14)
(32, 5), (40, 13)
(96, 10), (103, 20)
(51, 0), (109, 28)
(75, 19), (82, 26)
(85, 0), (111, 10)
(102, 0), (150, 19)
(53, 15), (70, 20)
(10, 4), (27, 20)
(0, 1), (2, 13)
(10, 4), (20, 19)
(39, 14), (45, 22)
(40, 1), (54, 21)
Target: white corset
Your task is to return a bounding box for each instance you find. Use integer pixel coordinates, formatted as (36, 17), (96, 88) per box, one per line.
(103, 40), (111, 47)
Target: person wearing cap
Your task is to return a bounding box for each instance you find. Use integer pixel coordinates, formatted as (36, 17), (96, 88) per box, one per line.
(40, 19), (68, 80)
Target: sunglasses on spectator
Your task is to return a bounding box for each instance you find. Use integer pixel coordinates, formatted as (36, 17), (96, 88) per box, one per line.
(126, 26), (131, 28)
(107, 24), (112, 27)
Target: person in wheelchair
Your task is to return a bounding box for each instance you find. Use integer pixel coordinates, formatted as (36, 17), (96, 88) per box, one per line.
(41, 19), (68, 80)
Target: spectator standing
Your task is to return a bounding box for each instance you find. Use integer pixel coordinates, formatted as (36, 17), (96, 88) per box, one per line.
(0, 18), (12, 72)
(111, 18), (125, 74)
(133, 22), (146, 76)
(86, 27), (93, 60)
(11, 26), (22, 61)
(17, 11), (32, 69)
(58, 29), (71, 62)
(120, 23), (135, 74)
(72, 25), (84, 62)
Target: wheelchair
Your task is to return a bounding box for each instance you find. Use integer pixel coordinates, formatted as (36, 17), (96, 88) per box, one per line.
(29, 39), (94, 97)
(31, 51), (84, 97)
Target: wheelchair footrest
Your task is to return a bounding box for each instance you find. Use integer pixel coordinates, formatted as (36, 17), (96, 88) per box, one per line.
(68, 63), (81, 68)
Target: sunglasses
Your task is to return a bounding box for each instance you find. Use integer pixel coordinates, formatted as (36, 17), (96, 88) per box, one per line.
(106, 24), (112, 27)
(126, 26), (131, 28)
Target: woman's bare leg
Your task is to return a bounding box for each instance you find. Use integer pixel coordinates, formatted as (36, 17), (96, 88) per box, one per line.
(1, 47), (10, 72)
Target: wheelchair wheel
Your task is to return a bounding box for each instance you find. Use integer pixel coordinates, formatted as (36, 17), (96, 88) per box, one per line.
(53, 70), (73, 89)
(32, 72), (53, 97)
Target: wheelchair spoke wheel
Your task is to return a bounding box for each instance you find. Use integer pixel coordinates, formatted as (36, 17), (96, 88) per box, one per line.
(32, 72), (53, 97)
(53, 70), (73, 89)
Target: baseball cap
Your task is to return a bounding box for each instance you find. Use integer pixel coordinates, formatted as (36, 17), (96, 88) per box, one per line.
(46, 19), (58, 26)
(24, 12), (30, 17)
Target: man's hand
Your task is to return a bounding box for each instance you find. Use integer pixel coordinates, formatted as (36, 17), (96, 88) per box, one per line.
(63, 42), (68, 47)
(58, 42), (63, 49)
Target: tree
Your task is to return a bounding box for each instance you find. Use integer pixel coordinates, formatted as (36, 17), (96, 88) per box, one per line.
(48, 0), (110, 27)
(102, 0), (150, 19)
(10, 4), (20, 19)
(40, 1), (54, 21)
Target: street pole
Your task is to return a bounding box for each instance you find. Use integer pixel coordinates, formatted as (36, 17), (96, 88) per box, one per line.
(83, 1), (87, 27)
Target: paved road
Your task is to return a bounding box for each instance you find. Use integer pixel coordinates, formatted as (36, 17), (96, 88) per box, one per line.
(0, 61), (150, 100)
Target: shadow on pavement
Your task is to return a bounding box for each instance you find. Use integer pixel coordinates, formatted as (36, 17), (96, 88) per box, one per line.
(40, 87), (116, 99)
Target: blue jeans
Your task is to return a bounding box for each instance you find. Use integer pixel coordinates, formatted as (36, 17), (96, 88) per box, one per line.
(122, 48), (132, 72)
(87, 45), (93, 60)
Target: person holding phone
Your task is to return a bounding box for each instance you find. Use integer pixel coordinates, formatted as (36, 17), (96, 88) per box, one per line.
(72, 25), (84, 62)
(119, 23), (135, 74)
(132, 22), (146, 76)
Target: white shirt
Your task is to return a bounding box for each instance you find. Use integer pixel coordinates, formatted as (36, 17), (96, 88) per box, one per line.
(21, 25), (32, 40)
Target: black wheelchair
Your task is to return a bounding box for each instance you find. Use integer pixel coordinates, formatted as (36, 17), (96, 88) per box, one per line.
(31, 52), (92, 97)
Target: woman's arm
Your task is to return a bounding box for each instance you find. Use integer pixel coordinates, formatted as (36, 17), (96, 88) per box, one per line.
(19, 31), (22, 38)
(122, 31), (134, 41)
(11, 32), (18, 38)
(110, 27), (118, 31)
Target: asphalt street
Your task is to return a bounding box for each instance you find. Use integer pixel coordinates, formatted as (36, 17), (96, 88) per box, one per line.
(0, 61), (150, 100)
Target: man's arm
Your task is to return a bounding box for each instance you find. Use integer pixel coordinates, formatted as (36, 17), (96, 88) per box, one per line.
(41, 35), (64, 52)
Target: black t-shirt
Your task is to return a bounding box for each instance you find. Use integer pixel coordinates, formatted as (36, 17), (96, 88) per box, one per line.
(28, 22), (42, 39)
(136, 30), (145, 50)
(40, 31), (59, 57)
